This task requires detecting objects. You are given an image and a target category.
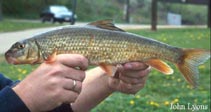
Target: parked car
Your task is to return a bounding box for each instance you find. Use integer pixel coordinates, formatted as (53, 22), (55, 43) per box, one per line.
(40, 5), (77, 24)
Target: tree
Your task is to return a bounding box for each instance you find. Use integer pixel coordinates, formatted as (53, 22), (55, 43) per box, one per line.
(125, 0), (130, 23)
(0, 0), (3, 21)
(151, 0), (157, 31)
(71, 0), (77, 25)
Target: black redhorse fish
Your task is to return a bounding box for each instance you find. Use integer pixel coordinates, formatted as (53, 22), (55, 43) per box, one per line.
(5, 20), (210, 88)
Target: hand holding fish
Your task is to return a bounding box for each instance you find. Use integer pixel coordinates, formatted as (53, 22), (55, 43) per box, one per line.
(108, 62), (150, 94)
(70, 63), (150, 111)
(12, 54), (88, 112)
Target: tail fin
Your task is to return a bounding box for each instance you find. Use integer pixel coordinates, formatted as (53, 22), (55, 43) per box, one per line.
(177, 49), (210, 88)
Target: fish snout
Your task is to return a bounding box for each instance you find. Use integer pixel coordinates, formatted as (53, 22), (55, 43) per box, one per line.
(5, 50), (12, 57)
(5, 50), (19, 64)
(5, 50), (12, 59)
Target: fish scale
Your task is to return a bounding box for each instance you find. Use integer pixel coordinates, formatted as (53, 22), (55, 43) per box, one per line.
(35, 27), (136, 64)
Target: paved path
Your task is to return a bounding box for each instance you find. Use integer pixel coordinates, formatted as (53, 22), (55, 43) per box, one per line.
(0, 22), (206, 54)
(0, 27), (56, 54)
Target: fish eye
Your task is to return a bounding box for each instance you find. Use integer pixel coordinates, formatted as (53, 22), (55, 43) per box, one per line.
(15, 43), (25, 49)
(18, 44), (25, 49)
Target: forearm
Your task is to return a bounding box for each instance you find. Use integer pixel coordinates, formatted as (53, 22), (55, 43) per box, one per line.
(71, 67), (114, 112)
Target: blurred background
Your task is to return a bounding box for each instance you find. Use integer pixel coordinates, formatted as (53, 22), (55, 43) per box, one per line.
(0, 0), (210, 26)
(0, 0), (210, 112)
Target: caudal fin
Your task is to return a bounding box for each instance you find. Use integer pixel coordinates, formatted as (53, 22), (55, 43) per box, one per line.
(177, 48), (210, 88)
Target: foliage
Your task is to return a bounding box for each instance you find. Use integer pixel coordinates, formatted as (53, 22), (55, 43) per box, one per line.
(0, 28), (210, 112)
(162, 3), (208, 25)
(76, 0), (123, 21)
(1, 0), (208, 24)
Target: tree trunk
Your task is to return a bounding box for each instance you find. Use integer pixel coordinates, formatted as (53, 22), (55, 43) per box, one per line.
(125, 0), (130, 23)
(71, 0), (77, 25)
(151, 0), (157, 31)
(208, 0), (210, 28)
(0, 0), (3, 21)
(44, 0), (48, 6)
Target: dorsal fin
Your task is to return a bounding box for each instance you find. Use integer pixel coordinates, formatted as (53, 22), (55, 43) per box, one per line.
(87, 19), (125, 32)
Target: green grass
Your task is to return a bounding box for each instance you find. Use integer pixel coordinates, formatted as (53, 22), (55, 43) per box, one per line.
(0, 28), (210, 112)
(0, 19), (59, 32)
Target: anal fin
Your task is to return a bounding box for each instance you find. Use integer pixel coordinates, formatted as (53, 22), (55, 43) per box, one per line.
(145, 59), (173, 75)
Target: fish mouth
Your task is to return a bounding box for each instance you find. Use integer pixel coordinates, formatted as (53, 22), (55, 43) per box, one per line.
(5, 52), (20, 65)
(5, 56), (20, 65)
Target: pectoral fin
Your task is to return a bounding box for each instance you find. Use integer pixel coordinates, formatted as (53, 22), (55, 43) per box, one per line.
(145, 59), (173, 75)
(43, 49), (57, 63)
(99, 63), (117, 77)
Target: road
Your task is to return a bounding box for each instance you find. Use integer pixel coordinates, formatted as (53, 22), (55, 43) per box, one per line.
(0, 27), (57, 54)
(0, 22), (206, 54)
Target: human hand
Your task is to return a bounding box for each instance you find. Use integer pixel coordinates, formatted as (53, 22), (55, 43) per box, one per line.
(12, 54), (88, 112)
(108, 62), (150, 94)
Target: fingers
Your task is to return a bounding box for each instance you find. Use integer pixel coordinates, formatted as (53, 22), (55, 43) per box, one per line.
(47, 54), (87, 103)
(108, 77), (146, 94)
(121, 83), (145, 94)
(109, 62), (151, 94)
(119, 75), (143, 84)
(123, 62), (149, 71)
(118, 80), (145, 94)
(61, 90), (79, 103)
(120, 62), (150, 78)
(61, 78), (83, 104)
(119, 68), (150, 84)
(62, 79), (82, 93)
(51, 54), (87, 81)
(56, 54), (88, 70)
(108, 77), (120, 91)
(62, 66), (86, 81)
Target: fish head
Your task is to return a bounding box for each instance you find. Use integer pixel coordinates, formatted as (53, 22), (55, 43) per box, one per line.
(5, 40), (40, 64)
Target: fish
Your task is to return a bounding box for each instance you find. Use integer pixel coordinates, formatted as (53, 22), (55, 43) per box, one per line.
(5, 20), (210, 88)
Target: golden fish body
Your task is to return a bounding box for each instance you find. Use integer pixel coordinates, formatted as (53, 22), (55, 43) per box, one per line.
(33, 26), (180, 65)
(5, 20), (210, 88)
